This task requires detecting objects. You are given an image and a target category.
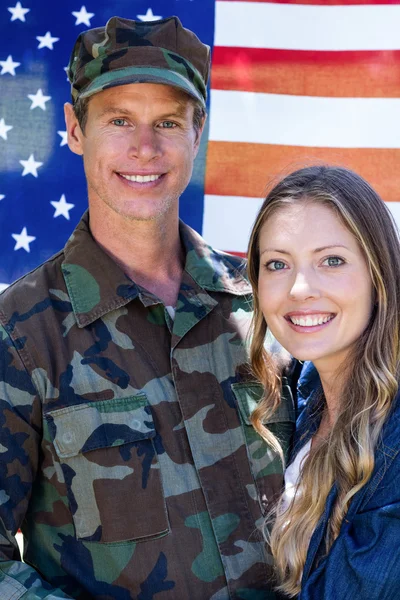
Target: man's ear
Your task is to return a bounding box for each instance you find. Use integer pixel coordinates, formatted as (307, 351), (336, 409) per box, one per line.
(64, 103), (84, 156)
(193, 113), (207, 157)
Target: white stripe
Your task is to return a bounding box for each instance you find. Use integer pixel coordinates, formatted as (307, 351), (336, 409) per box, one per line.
(0, 283), (9, 292)
(386, 202), (400, 231)
(203, 195), (263, 253)
(215, 2), (400, 51)
(209, 90), (400, 149)
(204, 197), (400, 253)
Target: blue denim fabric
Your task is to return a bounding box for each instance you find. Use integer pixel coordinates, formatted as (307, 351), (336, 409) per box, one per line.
(292, 363), (400, 600)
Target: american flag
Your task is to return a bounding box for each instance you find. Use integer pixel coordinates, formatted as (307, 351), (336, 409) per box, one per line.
(1, 0), (400, 290)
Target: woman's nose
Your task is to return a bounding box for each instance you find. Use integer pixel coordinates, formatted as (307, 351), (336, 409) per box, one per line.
(289, 270), (321, 301)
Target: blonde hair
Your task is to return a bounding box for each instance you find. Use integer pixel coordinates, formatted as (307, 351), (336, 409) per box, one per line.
(247, 165), (400, 596)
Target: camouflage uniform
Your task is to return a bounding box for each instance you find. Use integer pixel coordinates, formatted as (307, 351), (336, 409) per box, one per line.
(68, 16), (210, 109)
(0, 212), (295, 599)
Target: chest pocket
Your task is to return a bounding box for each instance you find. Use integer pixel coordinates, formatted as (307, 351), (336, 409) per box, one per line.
(46, 394), (169, 544)
(232, 381), (296, 514)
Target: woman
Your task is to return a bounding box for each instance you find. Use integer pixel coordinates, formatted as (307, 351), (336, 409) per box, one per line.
(247, 165), (400, 599)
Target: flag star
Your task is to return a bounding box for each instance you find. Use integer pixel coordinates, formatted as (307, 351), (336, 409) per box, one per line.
(57, 130), (68, 146)
(72, 5), (95, 26)
(19, 154), (43, 177)
(51, 194), (75, 220)
(8, 2), (30, 22)
(0, 118), (13, 140)
(27, 88), (51, 110)
(36, 31), (59, 50)
(0, 55), (21, 76)
(137, 8), (162, 21)
(0, 194), (5, 201)
(12, 227), (36, 252)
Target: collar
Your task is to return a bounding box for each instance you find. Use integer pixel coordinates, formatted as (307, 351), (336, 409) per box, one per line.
(61, 211), (251, 328)
(293, 365), (400, 460)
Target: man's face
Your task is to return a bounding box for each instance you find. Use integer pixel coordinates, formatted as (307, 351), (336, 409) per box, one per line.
(65, 83), (203, 222)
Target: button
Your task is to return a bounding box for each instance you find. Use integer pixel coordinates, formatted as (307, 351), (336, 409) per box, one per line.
(62, 431), (74, 445)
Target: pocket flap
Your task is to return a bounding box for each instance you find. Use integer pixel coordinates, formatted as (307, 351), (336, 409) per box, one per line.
(232, 380), (295, 425)
(46, 394), (155, 458)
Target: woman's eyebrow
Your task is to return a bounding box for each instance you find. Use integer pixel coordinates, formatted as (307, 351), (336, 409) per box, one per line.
(313, 244), (349, 253)
(260, 244), (350, 258)
(260, 248), (290, 257)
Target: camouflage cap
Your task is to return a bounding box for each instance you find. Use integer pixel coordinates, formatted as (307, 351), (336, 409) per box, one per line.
(67, 16), (210, 108)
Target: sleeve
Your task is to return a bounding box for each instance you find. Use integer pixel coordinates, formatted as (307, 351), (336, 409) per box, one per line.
(299, 457), (400, 600)
(0, 323), (72, 599)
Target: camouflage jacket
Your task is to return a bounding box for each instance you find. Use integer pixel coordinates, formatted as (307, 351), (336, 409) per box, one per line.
(0, 212), (295, 600)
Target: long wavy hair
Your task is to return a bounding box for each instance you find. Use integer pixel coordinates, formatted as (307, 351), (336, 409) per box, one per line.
(247, 165), (400, 596)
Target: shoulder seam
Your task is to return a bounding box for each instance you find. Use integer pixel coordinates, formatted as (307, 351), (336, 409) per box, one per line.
(0, 317), (42, 403)
(0, 249), (64, 295)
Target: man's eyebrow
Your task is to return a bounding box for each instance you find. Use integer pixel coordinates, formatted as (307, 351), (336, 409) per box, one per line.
(166, 105), (188, 118)
(97, 106), (132, 118)
(97, 105), (188, 119)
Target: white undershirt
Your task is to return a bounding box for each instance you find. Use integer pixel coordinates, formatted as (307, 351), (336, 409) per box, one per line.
(165, 305), (176, 320)
(281, 439), (312, 513)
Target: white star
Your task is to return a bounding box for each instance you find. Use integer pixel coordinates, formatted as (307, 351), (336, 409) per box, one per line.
(51, 194), (75, 220)
(8, 2), (30, 22)
(19, 154), (43, 177)
(12, 227), (36, 252)
(36, 31), (59, 50)
(57, 130), (68, 146)
(0, 118), (13, 140)
(0, 55), (21, 76)
(0, 194), (5, 201)
(72, 5), (95, 26)
(27, 88), (51, 110)
(137, 8), (162, 21)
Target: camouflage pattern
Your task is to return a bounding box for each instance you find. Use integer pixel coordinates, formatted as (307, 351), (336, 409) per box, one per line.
(0, 212), (295, 599)
(68, 16), (210, 106)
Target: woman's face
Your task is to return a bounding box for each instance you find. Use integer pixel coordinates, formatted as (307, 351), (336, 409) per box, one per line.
(257, 201), (374, 376)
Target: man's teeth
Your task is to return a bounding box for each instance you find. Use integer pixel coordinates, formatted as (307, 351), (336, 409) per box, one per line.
(290, 315), (333, 327)
(121, 174), (160, 183)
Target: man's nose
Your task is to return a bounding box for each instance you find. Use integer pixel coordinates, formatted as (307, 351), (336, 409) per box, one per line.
(288, 270), (321, 301)
(128, 125), (161, 161)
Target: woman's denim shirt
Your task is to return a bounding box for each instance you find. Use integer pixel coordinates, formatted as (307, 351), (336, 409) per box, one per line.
(292, 362), (400, 600)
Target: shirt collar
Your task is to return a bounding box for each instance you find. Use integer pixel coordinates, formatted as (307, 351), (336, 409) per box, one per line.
(180, 218), (251, 295)
(62, 211), (251, 328)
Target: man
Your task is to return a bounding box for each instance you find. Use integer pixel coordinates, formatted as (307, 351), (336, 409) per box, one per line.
(0, 16), (295, 599)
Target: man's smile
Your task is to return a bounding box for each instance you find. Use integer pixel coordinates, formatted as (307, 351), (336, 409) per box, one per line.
(119, 173), (162, 183)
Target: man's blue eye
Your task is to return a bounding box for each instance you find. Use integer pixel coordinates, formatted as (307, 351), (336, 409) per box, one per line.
(160, 121), (176, 128)
(113, 119), (126, 126)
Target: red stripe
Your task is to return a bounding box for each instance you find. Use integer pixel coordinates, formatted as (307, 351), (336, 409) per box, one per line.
(213, 47), (400, 67)
(205, 142), (400, 203)
(211, 47), (400, 97)
(217, 0), (400, 5)
(225, 251), (247, 258)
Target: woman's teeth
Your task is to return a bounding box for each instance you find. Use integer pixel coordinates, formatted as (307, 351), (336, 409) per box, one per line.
(289, 315), (333, 327)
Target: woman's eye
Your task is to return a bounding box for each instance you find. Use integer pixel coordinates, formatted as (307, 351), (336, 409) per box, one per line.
(112, 118), (127, 127)
(324, 256), (344, 267)
(266, 260), (286, 271)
